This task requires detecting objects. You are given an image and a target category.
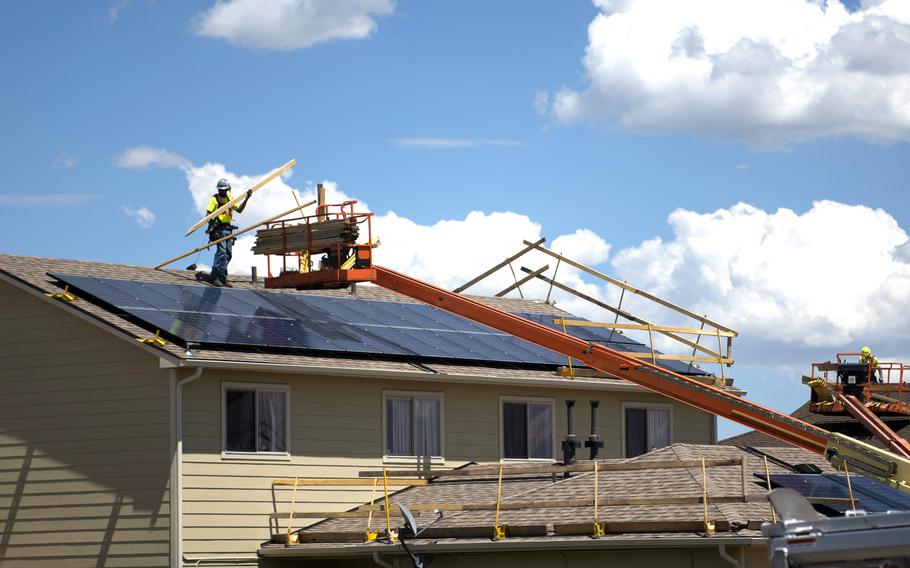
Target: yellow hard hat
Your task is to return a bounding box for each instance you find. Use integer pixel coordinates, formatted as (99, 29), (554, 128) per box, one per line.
(861, 346), (871, 355)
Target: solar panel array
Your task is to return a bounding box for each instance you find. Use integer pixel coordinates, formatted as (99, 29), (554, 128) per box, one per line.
(763, 473), (910, 514)
(50, 272), (701, 372)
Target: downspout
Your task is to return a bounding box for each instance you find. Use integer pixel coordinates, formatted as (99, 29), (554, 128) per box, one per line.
(718, 545), (742, 568)
(371, 551), (395, 568)
(173, 367), (203, 568)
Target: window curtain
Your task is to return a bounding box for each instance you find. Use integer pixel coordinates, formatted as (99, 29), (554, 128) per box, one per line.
(225, 390), (255, 452)
(386, 398), (412, 456)
(625, 408), (648, 458)
(258, 390), (287, 452)
(503, 402), (528, 459)
(647, 408), (671, 451)
(528, 403), (553, 459)
(414, 398), (441, 458)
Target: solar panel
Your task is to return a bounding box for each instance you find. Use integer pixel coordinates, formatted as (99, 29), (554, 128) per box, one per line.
(49, 272), (702, 372)
(761, 474), (910, 514)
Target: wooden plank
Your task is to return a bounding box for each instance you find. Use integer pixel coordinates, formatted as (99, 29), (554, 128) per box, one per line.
(359, 458), (741, 478)
(522, 268), (724, 360)
(155, 199), (315, 269)
(185, 158), (297, 236)
(495, 264), (549, 297)
(523, 240), (738, 335)
(554, 520), (731, 535)
(272, 478), (427, 487)
(555, 319), (736, 338)
(622, 352), (733, 364)
(453, 238), (545, 293)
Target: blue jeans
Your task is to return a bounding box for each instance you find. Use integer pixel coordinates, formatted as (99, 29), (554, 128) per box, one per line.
(211, 226), (234, 282)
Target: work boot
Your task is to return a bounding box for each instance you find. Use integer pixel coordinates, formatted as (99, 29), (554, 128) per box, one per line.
(219, 278), (233, 288)
(210, 278), (224, 287)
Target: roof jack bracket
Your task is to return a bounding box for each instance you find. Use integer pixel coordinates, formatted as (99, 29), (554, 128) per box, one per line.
(492, 463), (507, 541)
(137, 329), (169, 346)
(45, 284), (76, 302)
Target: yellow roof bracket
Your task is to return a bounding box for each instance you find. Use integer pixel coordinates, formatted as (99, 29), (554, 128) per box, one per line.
(137, 329), (169, 346)
(45, 285), (76, 302)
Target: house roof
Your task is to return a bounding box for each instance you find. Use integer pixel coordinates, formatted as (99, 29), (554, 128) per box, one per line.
(262, 443), (836, 558)
(0, 254), (720, 390)
(720, 400), (910, 450)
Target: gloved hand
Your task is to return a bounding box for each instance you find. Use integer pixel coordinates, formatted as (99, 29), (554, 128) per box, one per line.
(246, 189), (252, 198)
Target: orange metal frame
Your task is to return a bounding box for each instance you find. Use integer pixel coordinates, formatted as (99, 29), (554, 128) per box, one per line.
(810, 352), (909, 408)
(374, 265), (832, 455)
(263, 200), (375, 289)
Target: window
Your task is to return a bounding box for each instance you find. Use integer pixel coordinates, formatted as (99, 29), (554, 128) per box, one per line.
(500, 398), (553, 460)
(223, 383), (289, 456)
(383, 392), (443, 460)
(623, 404), (671, 458)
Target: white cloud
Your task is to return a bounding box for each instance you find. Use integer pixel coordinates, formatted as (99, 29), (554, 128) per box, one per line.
(52, 154), (79, 169)
(114, 146), (192, 170)
(548, 0), (910, 147)
(109, 0), (130, 23)
(611, 201), (910, 354)
(395, 138), (524, 148)
(0, 193), (97, 206)
(122, 206), (156, 228)
(194, 0), (395, 51)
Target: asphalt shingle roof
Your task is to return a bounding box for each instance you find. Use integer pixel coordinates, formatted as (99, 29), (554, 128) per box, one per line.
(289, 443), (834, 546)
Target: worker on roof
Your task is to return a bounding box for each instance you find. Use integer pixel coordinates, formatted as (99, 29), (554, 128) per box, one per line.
(206, 178), (251, 288)
(860, 346), (883, 383)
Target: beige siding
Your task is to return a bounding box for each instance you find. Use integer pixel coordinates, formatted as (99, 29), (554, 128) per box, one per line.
(0, 281), (171, 567)
(181, 370), (713, 557)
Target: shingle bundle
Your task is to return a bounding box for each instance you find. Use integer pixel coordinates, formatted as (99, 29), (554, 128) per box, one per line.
(252, 219), (360, 255)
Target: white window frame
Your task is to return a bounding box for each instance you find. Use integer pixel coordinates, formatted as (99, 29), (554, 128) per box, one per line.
(499, 396), (556, 462)
(382, 390), (445, 466)
(221, 382), (291, 461)
(620, 401), (674, 458)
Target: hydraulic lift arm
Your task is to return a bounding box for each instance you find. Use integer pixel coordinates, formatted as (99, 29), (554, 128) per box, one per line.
(374, 265), (910, 493)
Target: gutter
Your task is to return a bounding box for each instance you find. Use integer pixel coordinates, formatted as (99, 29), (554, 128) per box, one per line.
(259, 536), (768, 559)
(175, 358), (747, 395)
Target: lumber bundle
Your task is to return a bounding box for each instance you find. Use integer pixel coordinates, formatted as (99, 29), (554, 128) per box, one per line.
(253, 219), (359, 255)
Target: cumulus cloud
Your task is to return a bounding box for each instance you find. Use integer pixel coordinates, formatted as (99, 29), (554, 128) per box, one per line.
(611, 201), (910, 355)
(122, 206), (156, 229)
(547, 0), (910, 147)
(194, 0), (395, 50)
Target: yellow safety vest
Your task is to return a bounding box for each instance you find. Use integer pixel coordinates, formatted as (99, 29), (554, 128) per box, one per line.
(206, 192), (238, 224)
(860, 353), (879, 368)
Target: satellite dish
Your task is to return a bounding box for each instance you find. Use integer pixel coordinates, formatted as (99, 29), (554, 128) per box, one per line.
(768, 487), (821, 523)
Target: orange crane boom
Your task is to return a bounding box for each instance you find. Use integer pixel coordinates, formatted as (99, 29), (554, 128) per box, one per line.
(375, 265), (831, 454)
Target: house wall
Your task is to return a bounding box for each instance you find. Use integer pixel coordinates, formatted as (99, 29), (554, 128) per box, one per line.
(0, 280), (172, 567)
(181, 368), (714, 559)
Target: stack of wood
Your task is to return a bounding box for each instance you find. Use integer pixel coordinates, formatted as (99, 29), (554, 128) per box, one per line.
(252, 219), (359, 255)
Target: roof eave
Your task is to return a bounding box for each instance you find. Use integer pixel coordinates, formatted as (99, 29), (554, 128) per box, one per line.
(257, 535), (768, 559)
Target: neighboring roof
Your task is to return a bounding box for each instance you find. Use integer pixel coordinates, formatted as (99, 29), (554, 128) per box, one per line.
(263, 443), (836, 558)
(721, 400), (910, 450)
(0, 254), (718, 388)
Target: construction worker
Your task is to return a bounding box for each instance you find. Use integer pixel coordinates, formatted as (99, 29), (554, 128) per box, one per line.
(860, 346), (883, 383)
(206, 178), (251, 287)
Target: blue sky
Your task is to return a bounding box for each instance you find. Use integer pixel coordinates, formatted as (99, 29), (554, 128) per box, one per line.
(2, 1), (909, 438)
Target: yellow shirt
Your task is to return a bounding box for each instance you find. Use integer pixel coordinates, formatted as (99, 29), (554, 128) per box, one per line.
(860, 353), (879, 368)
(206, 192), (239, 224)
